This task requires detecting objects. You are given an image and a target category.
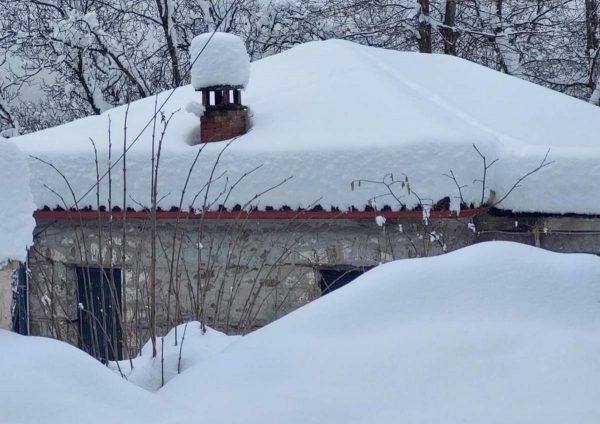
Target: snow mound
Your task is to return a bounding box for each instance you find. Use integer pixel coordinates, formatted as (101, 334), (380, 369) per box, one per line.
(0, 330), (167, 424)
(13, 40), (600, 214)
(3, 243), (600, 423)
(110, 322), (239, 391)
(185, 100), (205, 117)
(159, 242), (600, 423)
(0, 141), (35, 264)
(190, 32), (250, 89)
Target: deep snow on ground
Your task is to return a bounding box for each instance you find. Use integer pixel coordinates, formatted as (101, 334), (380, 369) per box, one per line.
(157, 241), (600, 423)
(0, 141), (35, 264)
(3, 242), (600, 424)
(0, 331), (167, 424)
(109, 322), (240, 391)
(13, 40), (600, 214)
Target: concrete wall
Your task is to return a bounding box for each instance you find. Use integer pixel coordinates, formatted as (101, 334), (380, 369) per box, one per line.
(27, 216), (475, 355)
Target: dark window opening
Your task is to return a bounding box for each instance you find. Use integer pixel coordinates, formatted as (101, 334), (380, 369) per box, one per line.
(76, 267), (123, 362)
(11, 264), (28, 335)
(319, 267), (371, 295)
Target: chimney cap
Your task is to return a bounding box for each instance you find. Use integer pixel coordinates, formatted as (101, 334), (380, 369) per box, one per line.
(198, 85), (244, 91)
(190, 32), (250, 91)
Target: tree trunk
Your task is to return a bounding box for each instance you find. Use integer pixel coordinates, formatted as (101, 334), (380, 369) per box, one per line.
(156, 0), (182, 88)
(586, 0), (600, 104)
(586, 0), (599, 53)
(418, 0), (432, 53)
(442, 0), (458, 55)
(492, 0), (521, 76)
(74, 51), (102, 115)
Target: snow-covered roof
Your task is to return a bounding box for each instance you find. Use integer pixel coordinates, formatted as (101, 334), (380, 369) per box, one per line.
(190, 32), (250, 89)
(13, 40), (600, 214)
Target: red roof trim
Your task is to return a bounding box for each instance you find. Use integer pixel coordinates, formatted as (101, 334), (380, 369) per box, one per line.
(34, 208), (486, 221)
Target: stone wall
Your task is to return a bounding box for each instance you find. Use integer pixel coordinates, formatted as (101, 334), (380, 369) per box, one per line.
(27, 215), (475, 356)
(474, 215), (600, 254)
(27, 212), (599, 359)
(0, 261), (19, 330)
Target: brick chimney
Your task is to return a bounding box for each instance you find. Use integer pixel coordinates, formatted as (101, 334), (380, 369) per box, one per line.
(199, 86), (248, 143)
(189, 32), (250, 143)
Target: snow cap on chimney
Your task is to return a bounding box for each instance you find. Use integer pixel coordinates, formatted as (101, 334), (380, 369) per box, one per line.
(189, 32), (250, 143)
(190, 32), (250, 90)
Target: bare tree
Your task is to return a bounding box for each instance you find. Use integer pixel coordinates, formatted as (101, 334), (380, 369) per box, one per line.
(2, 0), (600, 136)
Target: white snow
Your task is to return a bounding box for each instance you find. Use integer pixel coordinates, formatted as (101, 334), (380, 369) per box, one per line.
(190, 32), (250, 89)
(0, 141), (35, 265)
(185, 100), (205, 118)
(158, 241), (600, 423)
(4, 242), (600, 423)
(1, 128), (19, 139)
(109, 322), (239, 391)
(12, 39), (600, 214)
(0, 330), (166, 424)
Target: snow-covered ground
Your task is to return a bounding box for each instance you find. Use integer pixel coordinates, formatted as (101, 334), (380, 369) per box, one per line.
(109, 322), (240, 391)
(13, 40), (600, 214)
(0, 331), (167, 424)
(2, 242), (600, 423)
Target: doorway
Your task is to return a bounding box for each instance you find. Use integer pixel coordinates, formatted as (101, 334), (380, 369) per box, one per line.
(76, 267), (123, 362)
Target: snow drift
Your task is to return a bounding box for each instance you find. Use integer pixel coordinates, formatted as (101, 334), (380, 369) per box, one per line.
(159, 242), (600, 423)
(13, 39), (600, 214)
(2, 242), (600, 423)
(0, 330), (167, 424)
(0, 140), (35, 264)
(110, 322), (239, 391)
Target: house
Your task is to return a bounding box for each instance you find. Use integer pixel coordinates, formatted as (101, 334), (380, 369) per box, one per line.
(9, 37), (600, 361)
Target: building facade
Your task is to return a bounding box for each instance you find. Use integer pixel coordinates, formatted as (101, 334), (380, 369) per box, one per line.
(23, 208), (600, 360)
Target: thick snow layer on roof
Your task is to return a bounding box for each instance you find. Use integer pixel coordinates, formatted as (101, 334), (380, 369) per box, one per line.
(190, 32), (250, 89)
(13, 40), (600, 214)
(0, 141), (35, 264)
